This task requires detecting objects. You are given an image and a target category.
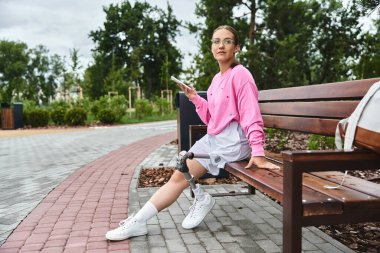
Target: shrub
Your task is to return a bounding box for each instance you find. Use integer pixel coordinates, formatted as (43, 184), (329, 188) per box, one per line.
(98, 108), (117, 124)
(308, 134), (335, 150)
(27, 108), (50, 128)
(134, 99), (153, 119)
(155, 97), (172, 115)
(21, 100), (37, 111)
(109, 95), (127, 121)
(51, 107), (67, 125)
(65, 108), (87, 126)
(90, 97), (108, 118)
(91, 95), (127, 122)
(73, 98), (92, 112)
(49, 100), (70, 110)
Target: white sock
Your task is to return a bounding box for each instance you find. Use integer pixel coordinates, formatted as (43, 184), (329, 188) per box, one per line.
(193, 184), (206, 202)
(134, 201), (158, 223)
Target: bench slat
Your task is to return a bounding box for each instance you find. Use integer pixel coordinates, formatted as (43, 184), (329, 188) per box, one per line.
(260, 101), (359, 119)
(265, 152), (380, 201)
(281, 150), (380, 171)
(310, 171), (380, 199)
(302, 173), (380, 212)
(259, 78), (380, 102)
(225, 162), (343, 216)
(262, 115), (338, 136)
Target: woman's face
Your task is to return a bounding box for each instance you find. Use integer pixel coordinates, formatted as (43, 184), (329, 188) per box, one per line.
(211, 28), (239, 64)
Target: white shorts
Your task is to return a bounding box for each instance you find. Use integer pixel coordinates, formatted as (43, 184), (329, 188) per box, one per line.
(189, 121), (251, 175)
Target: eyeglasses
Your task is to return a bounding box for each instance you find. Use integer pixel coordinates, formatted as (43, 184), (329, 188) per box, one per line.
(211, 38), (235, 46)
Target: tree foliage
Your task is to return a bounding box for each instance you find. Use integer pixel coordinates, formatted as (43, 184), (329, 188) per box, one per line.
(191, 0), (379, 90)
(86, 1), (182, 99)
(0, 41), (65, 104)
(1, 0), (379, 105)
(0, 40), (28, 104)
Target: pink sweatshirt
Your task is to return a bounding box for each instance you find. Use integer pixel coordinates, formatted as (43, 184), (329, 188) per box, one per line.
(190, 65), (265, 156)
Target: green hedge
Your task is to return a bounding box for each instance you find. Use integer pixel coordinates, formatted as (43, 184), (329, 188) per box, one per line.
(26, 109), (50, 128)
(134, 99), (153, 119)
(98, 108), (117, 124)
(65, 108), (87, 126)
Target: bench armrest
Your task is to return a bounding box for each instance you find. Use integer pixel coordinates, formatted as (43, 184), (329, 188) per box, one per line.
(281, 149), (380, 173)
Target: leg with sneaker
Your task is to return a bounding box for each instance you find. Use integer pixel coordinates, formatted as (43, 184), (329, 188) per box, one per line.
(106, 158), (215, 241)
(182, 183), (215, 229)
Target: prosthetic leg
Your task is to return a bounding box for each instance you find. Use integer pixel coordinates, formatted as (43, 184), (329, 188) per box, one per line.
(176, 151), (210, 192)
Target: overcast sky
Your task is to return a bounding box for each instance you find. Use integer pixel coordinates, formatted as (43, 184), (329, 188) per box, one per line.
(0, 0), (199, 70)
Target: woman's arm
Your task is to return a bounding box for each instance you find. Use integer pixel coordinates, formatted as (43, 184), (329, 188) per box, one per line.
(235, 74), (279, 170)
(178, 83), (211, 125)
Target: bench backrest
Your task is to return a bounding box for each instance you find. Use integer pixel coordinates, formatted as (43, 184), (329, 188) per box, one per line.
(258, 77), (380, 136)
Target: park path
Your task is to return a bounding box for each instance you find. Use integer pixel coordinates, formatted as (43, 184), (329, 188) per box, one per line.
(0, 121), (176, 250)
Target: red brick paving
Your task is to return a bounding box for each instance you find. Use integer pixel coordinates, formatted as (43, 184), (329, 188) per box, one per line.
(0, 131), (176, 253)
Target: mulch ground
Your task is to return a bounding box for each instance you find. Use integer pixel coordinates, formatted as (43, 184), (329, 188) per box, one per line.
(139, 131), (380, 253)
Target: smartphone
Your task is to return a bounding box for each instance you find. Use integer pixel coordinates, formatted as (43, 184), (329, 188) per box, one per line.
(171, 76), (193, 90)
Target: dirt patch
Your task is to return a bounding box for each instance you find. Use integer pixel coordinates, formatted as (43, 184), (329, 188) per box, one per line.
(0, 126), (92, 138)
(138, 167), (242, 188)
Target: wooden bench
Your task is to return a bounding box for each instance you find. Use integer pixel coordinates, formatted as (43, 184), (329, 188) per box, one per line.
(189, 77), (380, 253)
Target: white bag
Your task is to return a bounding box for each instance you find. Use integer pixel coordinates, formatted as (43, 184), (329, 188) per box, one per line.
(325, 81), (380, 190)
(335, 80), (380, 154)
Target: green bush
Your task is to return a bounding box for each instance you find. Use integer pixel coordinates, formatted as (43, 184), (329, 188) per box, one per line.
(21, 100), (38, 111)
(134, 99), (153, 119)
(49, 100), (71, 126)
(155, 97), (172, 115)
(109, 95), (127, 121)
(49, 100), (70, 110)
(27, 108), (50, 128)
(51, 107), (67, 125)
(73, 98), (92, 112)
(90, 96), (108, 118)
(91, 95), (127, 122)
(65, 108), (87, 126)
(98, 108), (117, 124)
(308, 134), (335, 150)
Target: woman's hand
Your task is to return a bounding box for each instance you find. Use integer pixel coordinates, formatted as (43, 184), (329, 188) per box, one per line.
(244, 156), (280, 170)
(178, 83), (197, 100)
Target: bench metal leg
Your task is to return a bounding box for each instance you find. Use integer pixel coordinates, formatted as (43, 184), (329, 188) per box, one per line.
(283, 160), (302, 253)
(248, 184), (256, 194)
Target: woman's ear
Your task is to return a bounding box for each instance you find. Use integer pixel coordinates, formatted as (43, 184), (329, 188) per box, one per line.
(234, 45), (240, 53)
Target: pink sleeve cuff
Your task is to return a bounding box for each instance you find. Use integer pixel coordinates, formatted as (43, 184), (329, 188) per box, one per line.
(251, 144), (265, 157)
(190, 94), (202, 107)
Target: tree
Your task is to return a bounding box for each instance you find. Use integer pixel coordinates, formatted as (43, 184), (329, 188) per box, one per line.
(192, 0), (371, 90)
(24, 45), (66, 104)
(359, 0), (380, 14)
(354, 18), (380, 78)
(87, 1), (182, 99)
(0, 40), (66, 105)
(62, 48), (82, 95)
(24, 45), (50, 103)
(188, 0), (243, 90)
(0, 40), (28, 104)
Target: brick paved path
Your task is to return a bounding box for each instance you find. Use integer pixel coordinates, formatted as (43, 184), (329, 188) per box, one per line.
(0, 131), (176, 253)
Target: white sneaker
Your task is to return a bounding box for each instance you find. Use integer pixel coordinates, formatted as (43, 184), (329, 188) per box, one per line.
(182, 192), (215, 229)
(105, 214), (148, 241)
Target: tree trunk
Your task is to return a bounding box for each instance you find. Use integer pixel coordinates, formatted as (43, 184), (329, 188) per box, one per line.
(249, 0), (256, 44)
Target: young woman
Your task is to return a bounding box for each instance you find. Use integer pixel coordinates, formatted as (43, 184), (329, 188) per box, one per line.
(105, 25), (279, 241)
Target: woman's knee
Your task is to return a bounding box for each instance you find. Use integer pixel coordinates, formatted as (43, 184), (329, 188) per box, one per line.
(167, 160), (207, 186)
(168, 171), (187, 186)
